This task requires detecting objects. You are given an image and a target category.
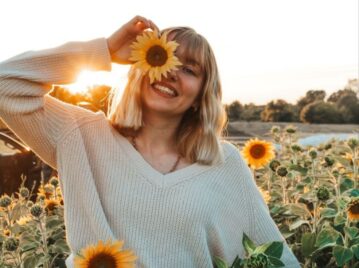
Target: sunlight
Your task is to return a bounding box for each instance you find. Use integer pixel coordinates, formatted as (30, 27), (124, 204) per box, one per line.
(66, 70), (112, 94)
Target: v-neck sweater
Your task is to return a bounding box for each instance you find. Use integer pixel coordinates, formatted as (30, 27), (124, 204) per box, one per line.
(0, 38), (300, 267)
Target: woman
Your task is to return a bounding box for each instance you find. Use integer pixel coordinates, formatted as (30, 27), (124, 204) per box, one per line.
(0, 16), (300, 267)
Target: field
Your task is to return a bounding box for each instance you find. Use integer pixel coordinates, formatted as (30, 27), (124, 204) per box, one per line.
(1, 123), (359, 267)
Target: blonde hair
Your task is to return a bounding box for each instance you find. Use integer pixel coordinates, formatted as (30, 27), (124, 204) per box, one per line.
(107, 27), (227, 165)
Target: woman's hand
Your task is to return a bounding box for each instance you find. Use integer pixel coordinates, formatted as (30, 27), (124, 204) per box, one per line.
(107, 16), (159, 64)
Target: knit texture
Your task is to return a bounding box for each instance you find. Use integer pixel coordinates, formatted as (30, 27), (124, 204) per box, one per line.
(0, 38), (300, 267)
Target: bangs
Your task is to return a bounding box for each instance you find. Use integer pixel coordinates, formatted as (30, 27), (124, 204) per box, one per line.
(162, 27), (207, 72)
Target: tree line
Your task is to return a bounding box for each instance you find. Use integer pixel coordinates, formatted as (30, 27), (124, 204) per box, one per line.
(225, 79), (359, 124)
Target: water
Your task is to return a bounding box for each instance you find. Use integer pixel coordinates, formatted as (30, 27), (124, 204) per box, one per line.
(297, 133), (359, 147)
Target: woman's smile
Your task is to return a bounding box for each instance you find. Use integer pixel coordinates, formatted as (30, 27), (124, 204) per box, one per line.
(151, 82), (178, 98)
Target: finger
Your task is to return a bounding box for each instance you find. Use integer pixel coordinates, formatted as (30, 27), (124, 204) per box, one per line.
(132, 15), (150, 29)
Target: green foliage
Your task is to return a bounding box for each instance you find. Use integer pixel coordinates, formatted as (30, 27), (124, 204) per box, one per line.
(300, 101), (342, 123)
(225, 100), (243, 121)
(261, 99), (298, 122)
(0, 177), (70, 267)
(214, 233), (284, 268)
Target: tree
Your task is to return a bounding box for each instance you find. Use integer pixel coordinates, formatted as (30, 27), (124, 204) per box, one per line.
(225, 100), (243, 121)
(327, 88), (356, 103)
(296, 90), (326, 112)
(241, 103), (264, 121)
(336, 93), (359, 123)
(261, 99), (297, 122)
(300, 101), (342, 123)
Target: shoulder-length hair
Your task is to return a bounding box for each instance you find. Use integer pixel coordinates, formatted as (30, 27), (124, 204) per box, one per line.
(107, 27), (227, 165)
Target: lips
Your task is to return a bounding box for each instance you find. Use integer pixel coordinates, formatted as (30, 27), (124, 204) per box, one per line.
(151, 82), (178, 97)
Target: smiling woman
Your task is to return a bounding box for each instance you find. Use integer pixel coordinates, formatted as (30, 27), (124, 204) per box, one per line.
(0, 16), (301, 268)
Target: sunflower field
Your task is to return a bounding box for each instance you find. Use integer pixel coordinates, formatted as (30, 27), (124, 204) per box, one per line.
(0, 125), (358, 267)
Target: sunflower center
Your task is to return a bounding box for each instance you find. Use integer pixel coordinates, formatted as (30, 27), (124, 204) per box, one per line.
(146, 45), (168, 66)
(350, 202), (359, 215)
(250, 144), (266, 159)
(88, 253), (116, 268)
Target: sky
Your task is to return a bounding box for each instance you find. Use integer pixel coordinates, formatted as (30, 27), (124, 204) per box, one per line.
(0, 0), (357, 105)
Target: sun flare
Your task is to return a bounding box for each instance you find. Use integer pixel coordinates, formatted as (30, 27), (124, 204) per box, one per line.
(65, 66), (128, 94)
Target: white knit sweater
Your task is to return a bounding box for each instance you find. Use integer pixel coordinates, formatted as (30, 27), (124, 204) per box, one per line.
(0, 38), (300, 267)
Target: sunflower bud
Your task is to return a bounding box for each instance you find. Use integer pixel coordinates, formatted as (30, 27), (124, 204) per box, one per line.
(269, 160), (281, 172)
(30, 204), (43, 217)
(26, 201), (34, 208)
(291, 144), (302, 152)
(49, 177), (59, 187)
(332, 169), (339, 178)
(19, 187), (29, 198)
(247, 253), (270, 268)
(324, 156), (335, 167)
(324, 143), (332, 150)
(0, 194), (12, 208)
(347, 138), (359, 150)
(270, 126), (280, 134)
(309, 149), (318, 159)
(276, 166), (288, 177)
(316, 186), (330, 201)
(4, 237), (19, 251)
(285, 125), (296, 134)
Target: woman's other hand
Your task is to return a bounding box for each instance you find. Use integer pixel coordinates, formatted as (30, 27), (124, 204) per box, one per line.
(107, 16), (159, 64)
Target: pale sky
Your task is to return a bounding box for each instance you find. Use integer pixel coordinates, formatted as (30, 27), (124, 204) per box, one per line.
(0, 0), (357, 104)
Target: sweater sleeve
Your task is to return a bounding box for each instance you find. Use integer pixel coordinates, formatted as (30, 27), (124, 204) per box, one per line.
(0, 38), (112, 168)
(238, 154), (301, 267)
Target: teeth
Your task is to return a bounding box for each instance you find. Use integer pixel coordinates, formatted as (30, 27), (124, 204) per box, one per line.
(154, 85), (176, 96)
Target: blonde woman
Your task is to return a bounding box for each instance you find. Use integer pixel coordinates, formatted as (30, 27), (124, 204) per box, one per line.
(0, 16), (300, 267)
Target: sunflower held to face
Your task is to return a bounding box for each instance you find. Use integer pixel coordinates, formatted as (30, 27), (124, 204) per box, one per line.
(241, 138), (275, 169)
(74, 239), (137, 268)
(129, 30), (182, 83)
(347, 197), (359, 221)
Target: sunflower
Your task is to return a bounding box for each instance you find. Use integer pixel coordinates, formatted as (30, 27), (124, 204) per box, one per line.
(241, 138), (275, 169)
(16, 215), (32, 226)
(347, 197), (359, 221)
(45, 199), (61, 214)
(129, 30), (182, 83)
(74, 239), (137, 268)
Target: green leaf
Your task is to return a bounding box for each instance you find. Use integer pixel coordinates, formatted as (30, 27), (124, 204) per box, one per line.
(344, 226), (359, 240)
(265, 242), (283, 259)
(350, 188), (359, 197)
(315, 228), (340, 249)
(301, 232), (317, 257)
(242, 233), (256, 255)
(22, 255), (41, 268)
(288, 164), (308, 176)
(289, 219), (310, 230)
(267, 256), (285, 267)
(351, 244), (359, 259)
(214, 256), (229, 268)
(333, 246), (353, 266)
(334, 214), (346, 226)
(320, 208), (337, 218)
(340, 177), (354, 193)
(229, 256), (242, 268)
(286, 203), (312, 218)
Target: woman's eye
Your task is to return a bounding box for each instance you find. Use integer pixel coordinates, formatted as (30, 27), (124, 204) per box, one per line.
(182, 66), (195, 75)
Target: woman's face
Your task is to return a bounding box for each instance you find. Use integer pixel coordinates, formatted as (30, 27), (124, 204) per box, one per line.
(140, 42), (204, 118)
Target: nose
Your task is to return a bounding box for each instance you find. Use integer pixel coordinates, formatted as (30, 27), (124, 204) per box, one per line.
(167, 69), (178, 82)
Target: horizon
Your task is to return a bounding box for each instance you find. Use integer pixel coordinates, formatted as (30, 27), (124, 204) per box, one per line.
(0, 0), (357, 105)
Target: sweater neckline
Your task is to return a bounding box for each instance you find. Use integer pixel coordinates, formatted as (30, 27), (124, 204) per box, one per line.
(111, 127), (213, 188)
